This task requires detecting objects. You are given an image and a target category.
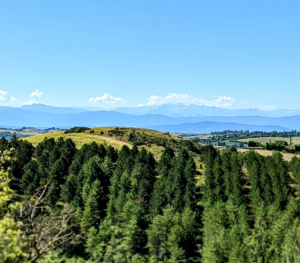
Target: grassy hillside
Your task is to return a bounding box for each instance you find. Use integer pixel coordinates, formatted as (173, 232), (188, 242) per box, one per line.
(25, 127), (297, 163)
(24, 127), (199, 160)
(238, 148), (296, 162)
(25, 131), (130, 150)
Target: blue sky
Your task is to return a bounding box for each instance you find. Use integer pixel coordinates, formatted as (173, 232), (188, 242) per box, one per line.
(0, 0), (299, 109)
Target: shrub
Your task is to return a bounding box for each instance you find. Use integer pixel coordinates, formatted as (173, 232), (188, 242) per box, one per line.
(64, 127), (91, 134)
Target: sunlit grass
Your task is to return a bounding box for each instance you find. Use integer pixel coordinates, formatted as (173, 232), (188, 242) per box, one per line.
(23, 127), (186, 160)
(24, 131), (129, 150)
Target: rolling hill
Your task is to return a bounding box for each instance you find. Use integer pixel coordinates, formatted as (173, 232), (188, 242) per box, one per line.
(23, 126), (296, 163)
(24, 127), (202, 160)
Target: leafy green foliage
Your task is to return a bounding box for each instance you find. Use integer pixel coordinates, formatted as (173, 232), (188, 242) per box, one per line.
(0, 150), (29, 262)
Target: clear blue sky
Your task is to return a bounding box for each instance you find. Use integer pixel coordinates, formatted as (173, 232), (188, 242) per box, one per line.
(0, 0), (299, 109)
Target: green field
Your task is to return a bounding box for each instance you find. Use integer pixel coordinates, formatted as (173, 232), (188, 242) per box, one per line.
(238, 136), (300, 145)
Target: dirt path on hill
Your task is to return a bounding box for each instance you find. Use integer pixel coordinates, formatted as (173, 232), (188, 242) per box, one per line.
(95, 135), (133, 148)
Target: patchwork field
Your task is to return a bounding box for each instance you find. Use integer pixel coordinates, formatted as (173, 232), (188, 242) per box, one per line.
(238, 136), (300, 145)
(238, 148), (297, 162)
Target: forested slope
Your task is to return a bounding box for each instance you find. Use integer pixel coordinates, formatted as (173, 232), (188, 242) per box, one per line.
(1, 134), (300, 262)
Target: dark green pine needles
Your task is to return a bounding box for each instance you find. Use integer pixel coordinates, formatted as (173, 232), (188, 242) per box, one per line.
(2, 136), (300, 262)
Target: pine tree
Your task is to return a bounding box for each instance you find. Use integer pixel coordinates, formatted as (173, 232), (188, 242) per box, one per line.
(106, 145), (118, 162)
(226, 200), (250, 263)
(148, 205), (199, 262)
(259, 157), (273, 205)
(273, 152), (290, 209)
(203, 164), (215, 205)
(82, 156), (108, 216)
(167, 150), (189, 213)
(117, 145), (135, 174)
(82, 156), (102, 182)
(267, 152), (290, 209)
(60, 155), (85, 205)
(108, 170), (131, 221)
(248, 203), (281, 262)
(0, 137), (8, 152)
(222, 150), (233, 198)
(101, 156), (116, 178)
(20, 159), (39, 196)
(276, 199), (300, 262)
(130, 148), (156, 204)
(49, 146), (60, 167)
(202, 199), (250, 263)
(149, 148), (176, 218)
(9, 139), (34, 192)
(183, 156), (197, 210)
(201, 145), (217, 167)
(149, 179), (168, 219)
(86, 219), (113, 262)
(81, 179), (102, 233)
(59, 138), (77, 166)
(230, 153), (243, 206)
(201, 201), (230, 263)
(290, 156), (300, 192)
(213, 155), (225, 202)
(249, 159), (263, 209)
(158, 147), (175, 178)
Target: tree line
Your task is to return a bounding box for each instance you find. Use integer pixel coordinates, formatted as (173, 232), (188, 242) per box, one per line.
(1, 135), (300, 262)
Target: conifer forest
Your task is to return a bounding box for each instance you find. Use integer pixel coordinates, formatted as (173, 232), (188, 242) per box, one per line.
(2, 135), (300, 262)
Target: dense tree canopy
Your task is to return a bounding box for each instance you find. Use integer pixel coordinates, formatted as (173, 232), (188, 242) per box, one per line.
(1, 135), (300, 262)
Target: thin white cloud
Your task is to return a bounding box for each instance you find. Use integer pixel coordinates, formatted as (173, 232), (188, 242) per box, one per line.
(213, 96), (236, 107)
(0, 90), (16, 102)
(31, 89), (43, 98)
(23, 100), (38, 105)
(239, 100), (249, 105)
(146, 93), (236, 107)
(89, 93), (126, 105)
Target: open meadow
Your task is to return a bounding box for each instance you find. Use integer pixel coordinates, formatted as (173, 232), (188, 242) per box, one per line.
(238, 136), (300, 145)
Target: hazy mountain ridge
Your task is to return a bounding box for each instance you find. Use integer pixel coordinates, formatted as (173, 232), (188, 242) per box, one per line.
(15, 103), (300, 118)
(21, 104), (87, 114)
(111, 103), (300, 117)
(145, 121), (290, 133)
(0, 105), (298, 132)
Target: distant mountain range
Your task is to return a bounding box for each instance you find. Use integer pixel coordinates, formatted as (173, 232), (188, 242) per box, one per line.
(14, 103), (300, 118)
(0, 103), (299, 133)
(145, 121), (290, 133)
(21, 104), (87, 114)
(111, 103), (300, 118)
